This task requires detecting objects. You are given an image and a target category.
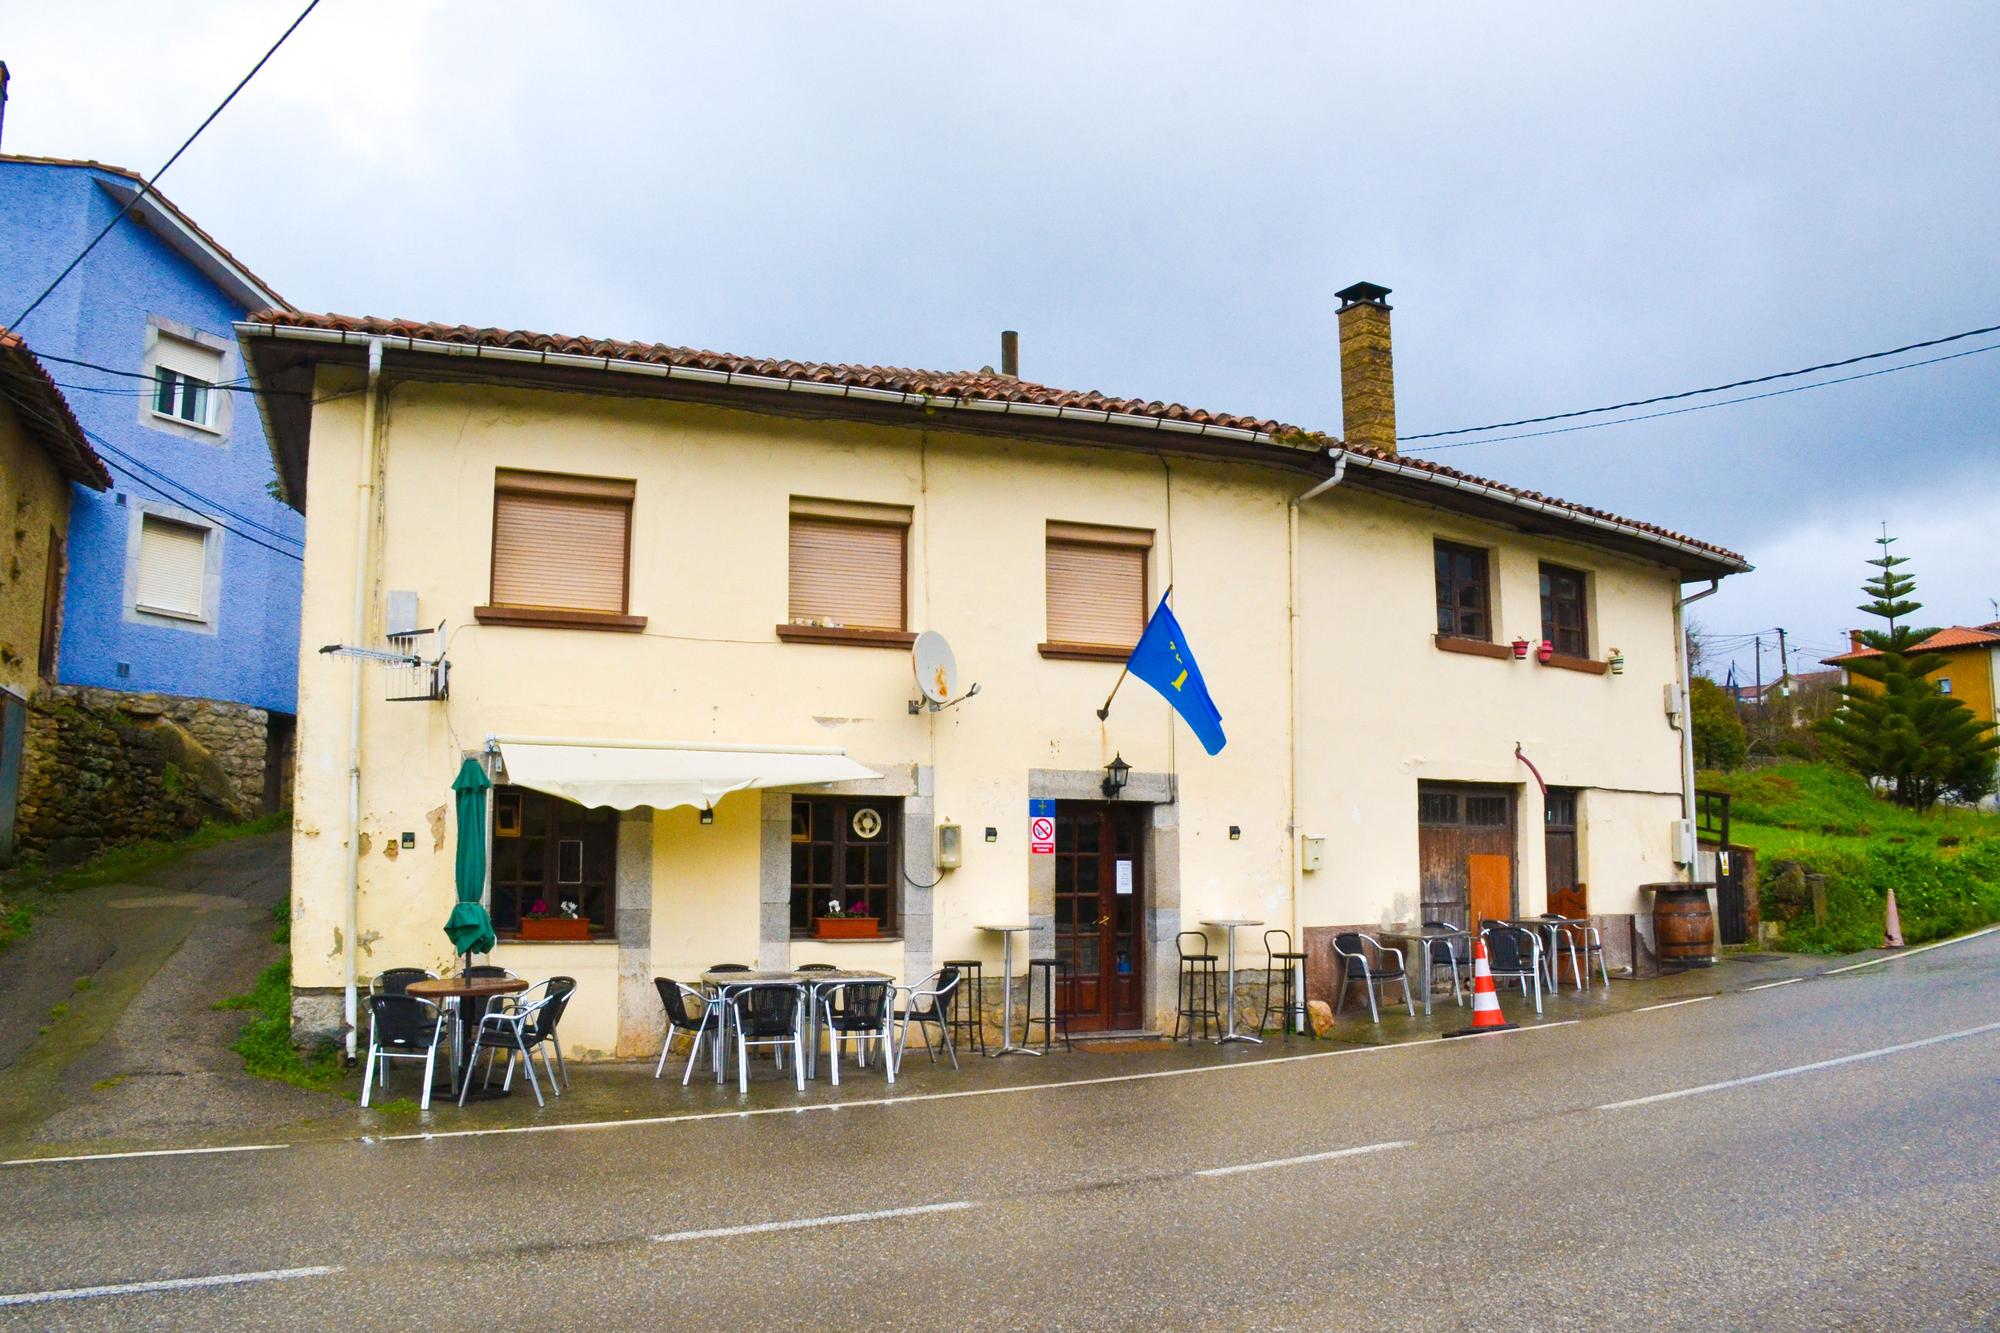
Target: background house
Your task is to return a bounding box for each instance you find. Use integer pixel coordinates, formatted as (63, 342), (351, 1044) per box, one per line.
(1824, 626), (2000, 726)
(0, 156), (302, 852)
(244, 286), (1746, 1057)
(0, 332), (110, 863)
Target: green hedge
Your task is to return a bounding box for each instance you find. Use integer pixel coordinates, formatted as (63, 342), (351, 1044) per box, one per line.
(1774, 840), (2000, 954)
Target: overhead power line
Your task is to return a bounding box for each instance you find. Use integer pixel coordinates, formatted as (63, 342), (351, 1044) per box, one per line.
(1399, 320), (2000, 444)
(1404, 339), (2000, 453)
(87, 433), (305, 563)
(8, 0), (320, 331)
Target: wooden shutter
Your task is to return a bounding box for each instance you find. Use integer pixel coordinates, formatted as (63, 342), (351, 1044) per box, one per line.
(136, 516), (208, 618)
(490, 470), (633, 613)
(787, 501), (908, 631)
(1046, 523), (1150, 648)
(38, 528), (64, 679)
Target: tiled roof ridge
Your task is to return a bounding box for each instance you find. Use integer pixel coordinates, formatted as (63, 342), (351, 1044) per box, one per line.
(243, 309), (1746, 566)
(1823, 623), (2000, 663)
(0, 153), (289, 308)
(0, 328), (112, 489)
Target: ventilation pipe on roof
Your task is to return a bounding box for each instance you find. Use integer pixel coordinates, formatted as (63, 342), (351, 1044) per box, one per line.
(341, 338), (385, 1062)
(1000, 330), (1019, 379)
(1335, 281), (1396, 454)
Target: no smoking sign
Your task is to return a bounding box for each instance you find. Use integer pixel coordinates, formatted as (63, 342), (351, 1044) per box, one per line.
(1029, 799), (1055, 854)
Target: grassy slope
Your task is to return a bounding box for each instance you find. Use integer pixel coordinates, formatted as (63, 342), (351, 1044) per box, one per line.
(1697, 763), (2000, 952)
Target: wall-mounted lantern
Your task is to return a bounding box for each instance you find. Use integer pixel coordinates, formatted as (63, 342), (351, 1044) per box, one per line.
(1101, 753), (1132, 799)
(698, 805), (715, 826)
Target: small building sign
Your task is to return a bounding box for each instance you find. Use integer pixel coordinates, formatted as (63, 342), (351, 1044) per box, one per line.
(1029, 798), (1055, 854)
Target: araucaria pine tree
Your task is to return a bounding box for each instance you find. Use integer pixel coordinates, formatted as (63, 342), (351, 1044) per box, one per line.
(1820, 531), (1999, 810)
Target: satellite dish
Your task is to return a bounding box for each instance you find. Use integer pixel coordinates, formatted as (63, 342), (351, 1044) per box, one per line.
(913, 631), (957, 706)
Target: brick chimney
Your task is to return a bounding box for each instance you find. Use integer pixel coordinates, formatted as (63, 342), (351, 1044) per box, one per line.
(1335, 281), (1396, 454)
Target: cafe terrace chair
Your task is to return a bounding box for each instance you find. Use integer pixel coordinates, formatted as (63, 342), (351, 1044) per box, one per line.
(1258, 929), (1309, 1036)
(1421, 920), (1469, 1006)
(728, 983), (807, 1094)
(797, 962), (838, 972)
(370, 967), (437, 996)
(653, 978), (719, 1082)
(1331, 932), (1414, 1024)
(462, 965), (519, 980)
(459, 976), (577, 1108)
(1479, 924), (1544, 1016)
(1539, 914), (1586, 991)
(818, 979), (896, 1086)
(361, 993), (449, 1111)
(891, 967), (962, 1073)
(1554, 918), (1611, 988)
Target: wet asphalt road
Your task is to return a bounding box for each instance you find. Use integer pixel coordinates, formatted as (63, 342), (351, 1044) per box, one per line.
(1, 934), (1995, 1330)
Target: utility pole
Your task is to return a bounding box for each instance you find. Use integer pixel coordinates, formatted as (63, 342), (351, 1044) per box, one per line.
(1753, 634), (1764, 717)
(1777, 627), (1797, 728)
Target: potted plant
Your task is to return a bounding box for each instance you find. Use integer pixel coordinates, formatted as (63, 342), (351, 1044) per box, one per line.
(814, 898), (880, 939)
(518, 898), (591, 941)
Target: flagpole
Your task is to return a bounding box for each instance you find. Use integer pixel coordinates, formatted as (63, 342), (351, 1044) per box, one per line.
(1098, 585), (1170, 720)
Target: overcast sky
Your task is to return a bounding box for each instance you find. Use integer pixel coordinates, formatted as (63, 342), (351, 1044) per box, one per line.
(7, 2), (1997, 680)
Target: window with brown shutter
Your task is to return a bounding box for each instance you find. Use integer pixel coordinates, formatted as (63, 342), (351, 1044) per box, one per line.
(776, 498), (913, 648)
(1040, 522), (1151, 661)
(475, 470), (643, 632)
(38, 527), (64, 681)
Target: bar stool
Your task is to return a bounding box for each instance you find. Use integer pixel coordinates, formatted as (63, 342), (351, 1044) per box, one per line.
(1257, 928), (1308, 1036)
(1174, 930), (1220, 1042)
(1023, 957), (1073, 1052)
(941, 958), (986, 1055)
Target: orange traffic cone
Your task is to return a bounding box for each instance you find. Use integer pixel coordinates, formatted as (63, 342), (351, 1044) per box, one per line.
(1445, 937), (1520, 1038)
(1884, 888), (1905, 949)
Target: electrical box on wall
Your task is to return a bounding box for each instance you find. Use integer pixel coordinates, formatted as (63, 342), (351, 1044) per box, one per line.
(1671, 818), (1695, 866)
(386, 590), (420, 638)
(1664, 683), (1684, 729)
(936, 822), (962, 870)
(1300, 835), (1325, 872)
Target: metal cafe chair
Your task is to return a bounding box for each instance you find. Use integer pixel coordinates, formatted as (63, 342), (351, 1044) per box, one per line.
(1479, 923), (1544, 1016)
(796, 962), (838, 972)
(818, 979), (896, 1086)
(727, 983), (807, 1094)
(361, 994), (449, 1111)
(1421, 920), (1469, 1006)
(370, 967), (438, 996)
(892, 967), (962, 1073)
(1331, 931), (1414, 1024)
(460, 977), (577, 1107)
(653, 978), (719, 1082)
(1538, 914), (1586, 991)
(1553, 918), (1611, 988)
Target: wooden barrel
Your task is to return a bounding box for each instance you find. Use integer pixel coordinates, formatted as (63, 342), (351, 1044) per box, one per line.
(1652, 887), (1715, 968)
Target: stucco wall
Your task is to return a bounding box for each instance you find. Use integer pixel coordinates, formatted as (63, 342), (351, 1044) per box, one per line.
(288, 371), (1695, 1055)
(0, 160), (301, 713)
(0, 400), (72, 701)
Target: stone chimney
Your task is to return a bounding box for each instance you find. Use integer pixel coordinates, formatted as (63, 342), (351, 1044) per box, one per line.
(1335, 281), (1396, 453)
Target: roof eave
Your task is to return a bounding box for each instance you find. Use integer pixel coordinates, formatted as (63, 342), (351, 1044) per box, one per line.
(93, 176), (287, 311)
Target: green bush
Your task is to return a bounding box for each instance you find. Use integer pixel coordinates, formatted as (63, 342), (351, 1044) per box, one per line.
(1774, 840), (2000, 955)
(215, 901), (344, 1091)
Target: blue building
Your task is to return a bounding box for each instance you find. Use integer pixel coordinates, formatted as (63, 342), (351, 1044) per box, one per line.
(0, 155), (301, 807)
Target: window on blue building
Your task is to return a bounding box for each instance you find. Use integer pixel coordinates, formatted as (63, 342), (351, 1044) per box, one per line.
(153, 368), (213, 426)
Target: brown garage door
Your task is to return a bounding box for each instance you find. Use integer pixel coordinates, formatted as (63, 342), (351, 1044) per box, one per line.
(1418, 783), (1516, 927)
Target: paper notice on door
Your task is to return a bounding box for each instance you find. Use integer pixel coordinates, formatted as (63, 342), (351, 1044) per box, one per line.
(1115, 859), (1134, 895)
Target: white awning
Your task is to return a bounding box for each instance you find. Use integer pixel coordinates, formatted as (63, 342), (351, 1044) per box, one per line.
(490, 738), (879, 813)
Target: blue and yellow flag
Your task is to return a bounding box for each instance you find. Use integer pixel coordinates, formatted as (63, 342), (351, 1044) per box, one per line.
(1126, 593), (1226, 755)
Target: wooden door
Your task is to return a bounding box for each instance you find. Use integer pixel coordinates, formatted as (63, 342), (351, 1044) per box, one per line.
(1545, 787), (1586, 919)
(1417, 783), (1516, 927)
(1053, 801), (1145, 1032)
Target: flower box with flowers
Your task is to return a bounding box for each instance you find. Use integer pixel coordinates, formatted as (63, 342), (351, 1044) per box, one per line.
(517, 899), (591, 941)
(813, 899), (880, 939)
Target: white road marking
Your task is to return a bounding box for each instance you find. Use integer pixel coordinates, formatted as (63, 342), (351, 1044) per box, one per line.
(1597, 1020), (2000, 1111)
(652, 1201), (973, 1243)
(1635, 996), (1713, 1012)
(1744, 978), (1803, 992)
(1823, 924), (2000, 974)
(1195, 1139), (1411, 1177)
(383, 1023), (1583, 1145)
(0, 1265), (340, 1307)
(0, 1143), (288, 1168)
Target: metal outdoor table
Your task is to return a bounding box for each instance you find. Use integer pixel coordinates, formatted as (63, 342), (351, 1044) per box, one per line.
(1378, 925), (1470, 1017)
(1198, 919), (1263, 1045)
(1509, 917), (1585, 991)
(976, 924), (1038, 1057)
(405, 974), (529, 1101)
(698, 969), (892, 1083)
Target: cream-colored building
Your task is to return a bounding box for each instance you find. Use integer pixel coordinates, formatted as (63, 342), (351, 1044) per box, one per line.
(0, 332), (111, 863)
(242, 285), (1747, 1059)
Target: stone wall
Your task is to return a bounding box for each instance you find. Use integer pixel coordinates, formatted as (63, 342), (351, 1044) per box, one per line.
(16, 684), (269, 864)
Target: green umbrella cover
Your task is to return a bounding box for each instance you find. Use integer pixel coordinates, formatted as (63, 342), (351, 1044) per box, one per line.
(445, 756), (497, 959)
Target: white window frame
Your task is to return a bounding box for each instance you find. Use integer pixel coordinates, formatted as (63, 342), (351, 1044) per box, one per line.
(138, 319), (232, 441)
(123, 499), (221, 634)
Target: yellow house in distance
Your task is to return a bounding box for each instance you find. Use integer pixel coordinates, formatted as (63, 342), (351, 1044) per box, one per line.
(1824, 625), (2000, 726)
(0, 332), (111, 864)
(241, 284), (1748, 1058)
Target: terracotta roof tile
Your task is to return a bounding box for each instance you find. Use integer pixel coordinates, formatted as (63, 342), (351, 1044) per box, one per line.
(1824, 625), (2000, 664)
(243, 309), (1746, 569)
(0, 330), (111, 489)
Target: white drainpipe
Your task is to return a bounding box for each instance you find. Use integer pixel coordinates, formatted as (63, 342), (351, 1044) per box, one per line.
(1676, 578), (1720, 884)
(1284, 449), (1350, 1029)
(342, 338), (385, 1060)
